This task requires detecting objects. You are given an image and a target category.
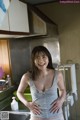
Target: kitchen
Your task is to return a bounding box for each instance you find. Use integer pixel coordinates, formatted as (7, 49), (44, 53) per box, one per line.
(0, 0), (80, 120)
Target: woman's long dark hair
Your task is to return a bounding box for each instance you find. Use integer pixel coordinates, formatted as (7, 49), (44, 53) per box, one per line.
(31, 46), (54, 80)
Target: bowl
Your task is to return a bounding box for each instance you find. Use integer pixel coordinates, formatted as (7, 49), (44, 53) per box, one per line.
(0, 79), (6, 86)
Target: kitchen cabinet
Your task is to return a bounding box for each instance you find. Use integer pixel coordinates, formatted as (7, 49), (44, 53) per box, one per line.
(8, 0), (29, 33)
(0, 40), (11, 75)
(28, 5), (58, 37)
(0, 0), (57, 38)
(0, 0), (29, 33)
(29, 9), (47, 35)
(0, 12), (9, 31)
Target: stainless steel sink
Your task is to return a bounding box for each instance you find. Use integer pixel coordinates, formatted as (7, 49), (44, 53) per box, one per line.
(9, 111), (30, 120)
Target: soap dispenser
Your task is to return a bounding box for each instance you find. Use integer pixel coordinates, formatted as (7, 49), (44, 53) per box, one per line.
(11, 97), (19, 111)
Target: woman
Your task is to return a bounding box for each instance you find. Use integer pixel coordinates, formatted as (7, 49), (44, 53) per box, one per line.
(17, 46), (66, 120)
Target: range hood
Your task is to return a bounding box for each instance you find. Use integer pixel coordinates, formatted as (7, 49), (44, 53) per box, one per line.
(0, 0), (58, 38)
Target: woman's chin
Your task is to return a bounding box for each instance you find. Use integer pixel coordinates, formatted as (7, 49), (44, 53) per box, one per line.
(38, 66), (46, 70)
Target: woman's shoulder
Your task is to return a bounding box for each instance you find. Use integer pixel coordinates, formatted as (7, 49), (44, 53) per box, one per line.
(49, 68), (55, 72)
(53, 69), (63, 78)
(56, 70), (63, 82)
(21, 71), (32, 83)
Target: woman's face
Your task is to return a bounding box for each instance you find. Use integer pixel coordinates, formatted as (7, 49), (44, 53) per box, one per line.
(34, 52), (49, 71)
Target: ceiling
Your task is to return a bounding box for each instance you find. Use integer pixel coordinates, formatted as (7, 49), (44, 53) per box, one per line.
(20, 0), (58, 5)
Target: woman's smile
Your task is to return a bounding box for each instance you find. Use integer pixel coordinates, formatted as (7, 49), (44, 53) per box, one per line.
(34, 52), (49, 70)
(38, 62), (46, 66)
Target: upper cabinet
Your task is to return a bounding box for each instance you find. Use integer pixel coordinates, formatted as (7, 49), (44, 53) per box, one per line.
(28, 5), (58, 37)
(0, 0), (58, 38)
(0, 11), (9, 31)
(28, 8), (47, 35)
(0, 0), (29, 34)
(8, 0), (29, 33)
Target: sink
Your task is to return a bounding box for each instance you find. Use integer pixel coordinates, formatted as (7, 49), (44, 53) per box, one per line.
(9, 111), (30, 120)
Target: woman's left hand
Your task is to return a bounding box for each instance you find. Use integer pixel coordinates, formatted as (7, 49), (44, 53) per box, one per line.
(49, 98), (63, 113)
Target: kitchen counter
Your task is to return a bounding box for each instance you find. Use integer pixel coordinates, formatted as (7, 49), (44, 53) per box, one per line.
(0, 86), (16, 110)
(0, 87), (30, 120)
(3, 100), (30, 111)
(0, 86), (15, 100)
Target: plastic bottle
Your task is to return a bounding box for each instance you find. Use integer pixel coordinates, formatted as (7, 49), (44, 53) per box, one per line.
(6, 74), (11, 87)
(11, 97), (19, 111)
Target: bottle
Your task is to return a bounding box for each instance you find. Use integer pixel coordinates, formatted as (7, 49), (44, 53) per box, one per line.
(6, 74), (11, 87)
(11, 97), (19, 111)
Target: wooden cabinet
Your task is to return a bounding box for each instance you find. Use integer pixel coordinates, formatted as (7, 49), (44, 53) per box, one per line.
(0, 40), (11, 75)
(8, 0), (29, 33)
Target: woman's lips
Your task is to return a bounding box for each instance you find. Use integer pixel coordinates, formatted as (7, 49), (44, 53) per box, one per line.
(38, 63), (46, 66)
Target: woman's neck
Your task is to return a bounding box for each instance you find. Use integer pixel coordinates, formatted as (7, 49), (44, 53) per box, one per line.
(39, 68), (49, 77)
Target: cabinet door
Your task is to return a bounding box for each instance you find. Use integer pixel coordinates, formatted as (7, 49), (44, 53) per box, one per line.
(29, 9), (47, 35)
(8, 0), (29, 32)
(0, 12), (9, 31)
(0, 40), (11, 75)
(32, 11), (47, 35)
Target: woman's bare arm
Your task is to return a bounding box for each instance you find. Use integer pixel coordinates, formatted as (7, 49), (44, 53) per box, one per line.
(57, 71), (66, 103)
(17, 72), (41, 114)
(17, 73), (30, 107)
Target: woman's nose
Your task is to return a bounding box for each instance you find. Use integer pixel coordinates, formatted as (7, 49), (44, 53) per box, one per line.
(38, 57), (43, 62)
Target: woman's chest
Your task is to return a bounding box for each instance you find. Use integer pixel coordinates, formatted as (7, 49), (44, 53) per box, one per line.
(34, 75), (54, 92)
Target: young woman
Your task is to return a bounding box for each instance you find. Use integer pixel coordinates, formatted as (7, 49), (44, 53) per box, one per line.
(17, 46), (66, 120)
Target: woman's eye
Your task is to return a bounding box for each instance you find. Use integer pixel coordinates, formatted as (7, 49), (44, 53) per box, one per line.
(43, 55), (46, 58)
(35, 54), (47, 59)
(35, 56), (40, 60)
(37, 56), (40, 59)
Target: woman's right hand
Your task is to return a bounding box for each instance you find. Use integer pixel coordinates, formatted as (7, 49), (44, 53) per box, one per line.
(27, 101), (41, 115)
